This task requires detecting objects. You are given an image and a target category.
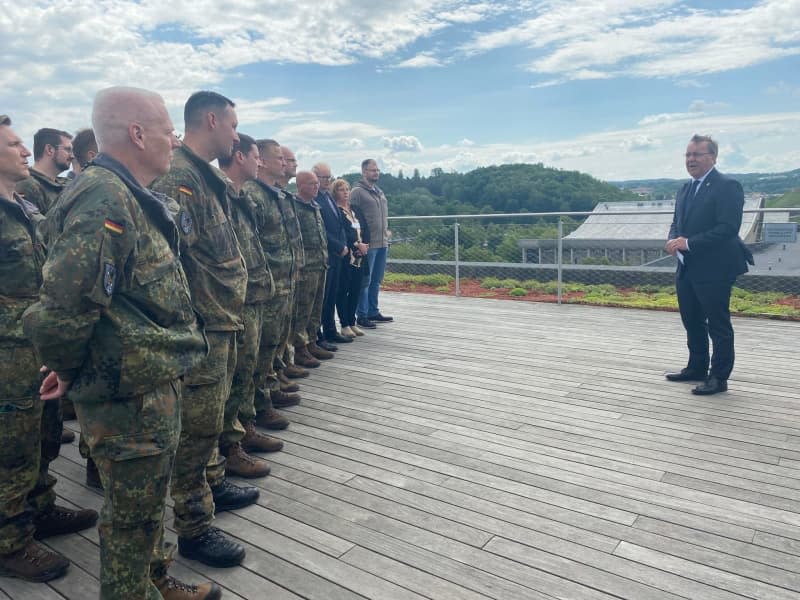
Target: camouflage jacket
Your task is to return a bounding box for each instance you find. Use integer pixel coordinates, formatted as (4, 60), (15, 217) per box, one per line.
(0, 193), (45, 346)
(242, 179), (302, 294)
(22, 154), (207, 403)
(292, 197), (328, 271)
(228, 187), (274, 305)
(16, 168), (66, 214)
(278, 188), (305, 272)
(153, 145), (246, 332)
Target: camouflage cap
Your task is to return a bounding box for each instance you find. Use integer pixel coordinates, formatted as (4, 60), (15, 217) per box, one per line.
(0, 115), (10, 126)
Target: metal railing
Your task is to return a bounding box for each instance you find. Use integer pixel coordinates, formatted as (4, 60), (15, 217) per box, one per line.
(384, 207), (800, 316)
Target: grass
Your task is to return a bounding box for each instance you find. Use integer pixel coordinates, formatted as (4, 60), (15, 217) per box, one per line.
(381, 272), (800, 319)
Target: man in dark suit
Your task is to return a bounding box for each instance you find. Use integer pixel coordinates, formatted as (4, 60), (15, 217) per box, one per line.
(665, 134), (752, 395)
(312, 162), (352, 344)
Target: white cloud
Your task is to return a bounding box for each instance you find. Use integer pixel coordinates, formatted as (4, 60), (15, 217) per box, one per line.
(458, 138), (475, 146)
(345, 138), (365, 149)
(765, 81), (800, 97)
(466, 0), (800, 84)
(275, 120), (391, 143)
(383, 135), (424, 153)
(688, 100), (730, 113)
(395, 53), (445, 68)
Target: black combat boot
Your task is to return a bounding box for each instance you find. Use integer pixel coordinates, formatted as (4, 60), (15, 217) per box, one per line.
(178, 526), (245, 568)
(210, 478), (259, 512)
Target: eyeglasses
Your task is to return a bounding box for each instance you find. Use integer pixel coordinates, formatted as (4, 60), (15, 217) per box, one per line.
(685, 152), (713, 159)
(317, 175), (332, 181)
(54, 144), (74, 154)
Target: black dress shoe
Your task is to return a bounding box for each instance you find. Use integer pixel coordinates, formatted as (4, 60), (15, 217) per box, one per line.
(326, 333), (353, 344)
(665, 368), (707, 382)
(210, 479), (259, 512)
(691, 376), (728, 395)
(356, 316), (377, 329)
(178, 526), (245, 567)
(317, 340), (338, 352)
(369, 312), (393, 322)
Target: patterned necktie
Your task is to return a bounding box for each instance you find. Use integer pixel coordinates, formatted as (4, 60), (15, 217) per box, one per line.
(689, 179), (700, 198)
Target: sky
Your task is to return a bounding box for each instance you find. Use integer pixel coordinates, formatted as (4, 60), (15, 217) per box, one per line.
(2, 0), (799, 182)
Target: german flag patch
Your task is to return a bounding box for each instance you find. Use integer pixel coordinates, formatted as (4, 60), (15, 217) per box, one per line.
(178, 185), (193, 197)
(104, 219), (124, 235)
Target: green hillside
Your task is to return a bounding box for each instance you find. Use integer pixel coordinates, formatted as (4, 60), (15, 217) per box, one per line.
(343, 163), (638, 216)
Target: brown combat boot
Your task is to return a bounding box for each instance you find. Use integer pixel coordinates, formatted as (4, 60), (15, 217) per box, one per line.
(223, 443), (270, 478)
(255, 407), (289, 430)
(241, 421), (283, 453)
(278, 371), (300, 392)
(271, 388), (301, 408)
(34, 505), (98, 540)
(154, 574), (222, 600)
(0, 540), (69, 582)
(307, 341), (334, 360)
(283, 363), (309, 379)
(294, 345), (321, 368)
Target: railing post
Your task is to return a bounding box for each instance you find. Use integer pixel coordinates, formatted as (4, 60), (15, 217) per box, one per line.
(557, 217), (563, 305)
(454, 221), (461, 297)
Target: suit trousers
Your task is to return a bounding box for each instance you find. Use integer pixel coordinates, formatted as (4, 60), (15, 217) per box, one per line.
(676, 273), (735, 380)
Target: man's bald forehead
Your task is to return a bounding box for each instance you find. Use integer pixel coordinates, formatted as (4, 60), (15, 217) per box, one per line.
(92, 87), (167, 147)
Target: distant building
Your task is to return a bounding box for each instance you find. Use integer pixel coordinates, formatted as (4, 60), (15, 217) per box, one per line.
(519, 196), (763, 266)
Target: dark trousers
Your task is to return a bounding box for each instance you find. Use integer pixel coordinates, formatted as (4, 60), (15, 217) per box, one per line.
(320, 254), (342, 337)
(676, 273), (735, 380)
(337, 262), (363, 328)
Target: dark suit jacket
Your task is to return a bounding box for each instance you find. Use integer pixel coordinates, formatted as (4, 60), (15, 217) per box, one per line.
(315, 190), (347, 262)
(668, 168), (752, 282)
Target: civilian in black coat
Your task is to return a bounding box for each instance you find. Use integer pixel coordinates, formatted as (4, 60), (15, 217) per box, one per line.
(312, 163), (351, 344)
(665, 134), (753, 395)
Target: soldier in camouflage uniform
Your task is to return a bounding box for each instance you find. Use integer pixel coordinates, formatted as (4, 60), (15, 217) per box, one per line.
(15, 128), (73, 215)
(218, 133), (283, 478)
(152, 90), (253, 570)
(291, 172), (331, 366)
(0, 115), (98, 583)
(21, 89), (220, 600)
(244, 140), (302, 427)
(15, 127), (77, 441)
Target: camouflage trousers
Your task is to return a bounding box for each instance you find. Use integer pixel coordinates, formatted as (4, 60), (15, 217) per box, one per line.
(220, 303), (263, 448)
(75, 380), (180, 600)
(291, 268), (326, 346)
(253, 290), (291, 415)
(0, 345), (60, 555)
(169, 331), (237, 540)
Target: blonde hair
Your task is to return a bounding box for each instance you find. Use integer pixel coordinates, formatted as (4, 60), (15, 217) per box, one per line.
(332, 178), (350, 201)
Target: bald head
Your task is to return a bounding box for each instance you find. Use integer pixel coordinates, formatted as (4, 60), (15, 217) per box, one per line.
(91, 86), (179, 186)
(93, 87), (165, 150)
(295, 170), (319, 202)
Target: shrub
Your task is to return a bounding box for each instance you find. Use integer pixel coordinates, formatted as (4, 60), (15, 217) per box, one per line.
(509, 287), (527, 296)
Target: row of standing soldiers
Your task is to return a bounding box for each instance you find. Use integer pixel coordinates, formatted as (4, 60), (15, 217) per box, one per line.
(0, 86), (384, 599)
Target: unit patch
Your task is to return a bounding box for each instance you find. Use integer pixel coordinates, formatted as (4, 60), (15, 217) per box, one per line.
(179, 211), (193, 235)
(103, 263), (116, 296)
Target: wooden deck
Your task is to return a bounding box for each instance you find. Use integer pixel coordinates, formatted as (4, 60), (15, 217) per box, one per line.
(5, 292), (800, 600)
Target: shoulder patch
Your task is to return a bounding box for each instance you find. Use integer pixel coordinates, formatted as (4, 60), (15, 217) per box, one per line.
(103, 263), (116, 296)
(179, 210), (193, 235)
(104, 219), (125, 235)
(178, 185), (194, 197)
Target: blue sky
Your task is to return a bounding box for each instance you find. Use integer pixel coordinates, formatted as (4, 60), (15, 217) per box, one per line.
(2, 0), (799, 181)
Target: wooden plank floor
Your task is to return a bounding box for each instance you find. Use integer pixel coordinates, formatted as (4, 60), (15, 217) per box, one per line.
(6, 292), (800, 600)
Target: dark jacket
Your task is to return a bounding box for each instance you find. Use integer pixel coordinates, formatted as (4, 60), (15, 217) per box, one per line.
(315, 189), (347, 262)
(668, 168), (753, 282)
